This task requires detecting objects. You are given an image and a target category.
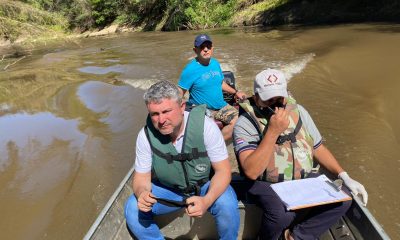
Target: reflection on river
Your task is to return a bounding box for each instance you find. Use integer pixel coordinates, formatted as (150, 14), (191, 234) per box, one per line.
(0, 24), (399, 239)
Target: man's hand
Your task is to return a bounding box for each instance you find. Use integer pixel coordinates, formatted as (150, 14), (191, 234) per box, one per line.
(235, 91), (247, 101)
(137, 191), (157, 212)
(268, 107), (290, 136)
(339, 172), (368, 206)
(185, 196), (211, 218)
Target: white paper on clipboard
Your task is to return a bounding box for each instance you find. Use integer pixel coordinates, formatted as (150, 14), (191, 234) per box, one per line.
(271, 174), (352, 210)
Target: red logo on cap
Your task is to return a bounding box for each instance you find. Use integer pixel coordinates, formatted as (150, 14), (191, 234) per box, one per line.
(266, 74), (278, 83)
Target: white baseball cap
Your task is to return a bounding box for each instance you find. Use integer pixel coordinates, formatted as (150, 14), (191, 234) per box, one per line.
(254, 69), (288, 101)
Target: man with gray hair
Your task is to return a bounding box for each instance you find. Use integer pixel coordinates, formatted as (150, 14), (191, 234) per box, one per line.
(124, 80), (239, 239)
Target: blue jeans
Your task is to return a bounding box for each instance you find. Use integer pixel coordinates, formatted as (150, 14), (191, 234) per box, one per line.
(124, 181), (239, 240)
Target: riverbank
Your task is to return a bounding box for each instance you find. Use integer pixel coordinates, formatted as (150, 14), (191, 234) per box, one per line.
(231, 0), (400, 27)
(1, 0), (399, 62)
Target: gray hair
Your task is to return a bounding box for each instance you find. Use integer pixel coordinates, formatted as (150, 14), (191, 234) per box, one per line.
(143, 80), (182, 105)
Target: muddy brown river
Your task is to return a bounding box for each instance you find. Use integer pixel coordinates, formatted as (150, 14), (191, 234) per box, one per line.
(0, 24), (399, 239)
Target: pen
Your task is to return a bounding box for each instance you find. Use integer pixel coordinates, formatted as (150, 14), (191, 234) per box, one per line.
(325, 180), (341, 192)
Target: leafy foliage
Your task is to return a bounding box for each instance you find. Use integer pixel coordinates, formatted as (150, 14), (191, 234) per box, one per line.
(16, 0), (400, 32)
(90, 0), (120, 27)
(0, 0), (67, 42)
(20, 0), (94, 30)
(15, 0), (239, 31)
(182, 0), (237, 29)
(3, 0), (400, 44)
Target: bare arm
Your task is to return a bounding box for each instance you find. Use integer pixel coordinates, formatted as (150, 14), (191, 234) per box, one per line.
(132, 171), (156, 212)
(178, 87), (187, 98)
(222, 81), (236, 94)
(313, 144), (344, 175)
(186, 159), (231, 217)
(222, 81), (246, 100)
(238, 108), (289, 179)
(238, 130), (280, 179)
(205, 159), (232, 205)
(314, 144), (368, 205)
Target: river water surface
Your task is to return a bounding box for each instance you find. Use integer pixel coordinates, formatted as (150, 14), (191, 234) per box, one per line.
(0, 24), (399, 239)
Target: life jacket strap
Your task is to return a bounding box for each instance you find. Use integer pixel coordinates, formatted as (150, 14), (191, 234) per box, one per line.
(151, 147), (208, 164)
(144, 127), (208, 164)
(181, 178), (208, 196)
(242, 112), (262, 138)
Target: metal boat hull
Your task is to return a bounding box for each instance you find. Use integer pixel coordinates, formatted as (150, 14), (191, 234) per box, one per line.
(83, 168), (390, 240)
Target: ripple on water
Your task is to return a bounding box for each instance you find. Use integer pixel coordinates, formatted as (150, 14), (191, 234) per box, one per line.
(78, 65), (125, 75)
(282, 53), (315, 81)
(121, 78), (160, 90)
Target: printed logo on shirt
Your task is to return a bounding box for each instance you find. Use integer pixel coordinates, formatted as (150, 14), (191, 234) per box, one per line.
(294, 148), (308, 163)
(202, 71), (221, 81)
(235, 138), (245, 146)
(202, 72), (212, 80)
(195, 164), (208, 173)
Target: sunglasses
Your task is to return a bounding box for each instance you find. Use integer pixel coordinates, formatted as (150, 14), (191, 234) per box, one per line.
(197, 42), (213, 50)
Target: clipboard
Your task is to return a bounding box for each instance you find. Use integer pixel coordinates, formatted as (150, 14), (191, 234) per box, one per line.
(271, 174), (352, 211)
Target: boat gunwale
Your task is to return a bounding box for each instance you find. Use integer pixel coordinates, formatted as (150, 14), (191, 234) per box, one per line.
(83, 169), (392, 240)
(346, 192), (391, 240)
(83, 167), (134, 240)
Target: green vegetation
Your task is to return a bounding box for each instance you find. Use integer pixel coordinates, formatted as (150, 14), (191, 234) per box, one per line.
(181, 0), (237, 30)
(1, 0), (399, 46)
(0, 0), (67, 43)
(231, 0), (289, 26)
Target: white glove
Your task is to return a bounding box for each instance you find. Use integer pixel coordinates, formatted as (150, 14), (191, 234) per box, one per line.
(339, 172), (368, 206)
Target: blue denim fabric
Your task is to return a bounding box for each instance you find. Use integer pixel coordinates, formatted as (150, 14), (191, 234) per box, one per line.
(125, 181), (239, 240)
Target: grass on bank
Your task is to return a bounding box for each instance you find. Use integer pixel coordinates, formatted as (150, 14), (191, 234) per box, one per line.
(0, 0), (68, 44)
(231, 0), (290, 26)
(2, 0), (400, 49)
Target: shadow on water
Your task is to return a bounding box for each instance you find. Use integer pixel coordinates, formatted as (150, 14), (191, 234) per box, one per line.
(0, 64), (146, 239)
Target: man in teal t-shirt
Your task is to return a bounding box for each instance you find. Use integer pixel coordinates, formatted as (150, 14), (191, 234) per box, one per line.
(178, 34), (246, 141)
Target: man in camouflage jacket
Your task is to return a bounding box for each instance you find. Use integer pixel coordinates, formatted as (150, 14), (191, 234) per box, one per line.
(233, 69), (368, 240)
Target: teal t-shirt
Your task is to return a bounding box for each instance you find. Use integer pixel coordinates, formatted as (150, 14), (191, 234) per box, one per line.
(178, 58), (227, 110)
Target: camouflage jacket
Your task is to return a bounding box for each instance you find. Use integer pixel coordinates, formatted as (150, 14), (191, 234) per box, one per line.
(239, 96), (315, 182)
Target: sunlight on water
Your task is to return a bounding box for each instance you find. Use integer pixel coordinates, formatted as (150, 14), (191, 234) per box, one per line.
(220, 62), (237, 74)
(121, 78), (160, 90)
(78, 65), (126, 75)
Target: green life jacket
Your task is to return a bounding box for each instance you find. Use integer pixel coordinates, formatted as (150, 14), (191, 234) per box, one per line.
(144, 105), (211, 196)
(239, 96), (315, 182)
